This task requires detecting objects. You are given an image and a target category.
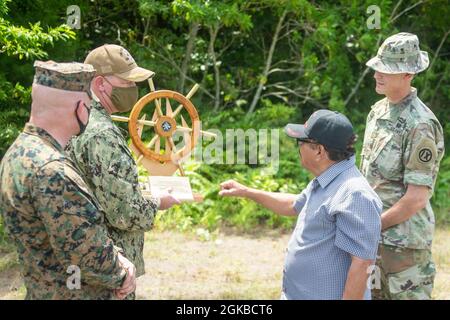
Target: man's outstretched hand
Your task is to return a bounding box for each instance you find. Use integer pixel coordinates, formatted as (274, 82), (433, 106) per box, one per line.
(220, 180), (298, 216)
(219, 180), (249, 197)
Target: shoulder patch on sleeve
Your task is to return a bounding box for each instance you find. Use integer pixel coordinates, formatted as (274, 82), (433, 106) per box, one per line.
(408, 137), (437, 169)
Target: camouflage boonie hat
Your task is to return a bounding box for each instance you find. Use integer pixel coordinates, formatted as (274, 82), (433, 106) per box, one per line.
(33, 60), (96, 93)
(366, 32), (429, 74)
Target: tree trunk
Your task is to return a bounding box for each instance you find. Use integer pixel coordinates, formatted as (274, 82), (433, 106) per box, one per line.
(208, 24), (220, 112)
(179, 22), (200, 93)
(247, 10), (287, 115)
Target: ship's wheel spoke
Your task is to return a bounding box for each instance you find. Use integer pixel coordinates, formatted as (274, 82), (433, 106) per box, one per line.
(172, 84), (199, 119)
(110, 115), (130, 123)
(154, 136), (160, 154)
(148, 134), (159, 149)
(166, 136), (185, 176)
(137, 115), (146, 137)
(148, 78), (163, 118)
(166, 98), (173, 117)
(154, 97), (163, 117)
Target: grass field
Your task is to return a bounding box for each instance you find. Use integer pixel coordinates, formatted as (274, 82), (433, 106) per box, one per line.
(1, 227), (449, 300)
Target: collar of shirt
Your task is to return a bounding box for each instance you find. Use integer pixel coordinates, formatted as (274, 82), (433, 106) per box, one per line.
(372, 88), (417, 123)
(91, 99), (128, 139)
(313, 155), (356, 190)
(23, 122), (63, 152)
(92, 99), (109, 115)
(389, 87), (417, 108)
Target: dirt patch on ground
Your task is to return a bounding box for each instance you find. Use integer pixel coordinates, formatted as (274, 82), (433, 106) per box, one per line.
(136, 228), (289, 299)
(1, 228), (449, 300)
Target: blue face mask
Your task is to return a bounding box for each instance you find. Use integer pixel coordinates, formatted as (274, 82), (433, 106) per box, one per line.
(75, 100), (91, 136)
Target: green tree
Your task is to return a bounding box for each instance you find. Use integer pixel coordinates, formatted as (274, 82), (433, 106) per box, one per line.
(0, 0), (75, 158)
(139, 0), (252, 110)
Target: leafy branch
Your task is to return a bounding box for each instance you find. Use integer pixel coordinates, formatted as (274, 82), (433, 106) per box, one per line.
(0, 20), (75, 60)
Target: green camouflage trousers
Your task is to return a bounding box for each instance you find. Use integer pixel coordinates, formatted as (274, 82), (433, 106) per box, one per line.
(372, 244), (435, 300)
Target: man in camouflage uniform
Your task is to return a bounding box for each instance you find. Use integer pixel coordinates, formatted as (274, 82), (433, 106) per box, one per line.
(0, 61), (136, 299)
(361, 33), (445, 300)
(66, 45), (179, 298)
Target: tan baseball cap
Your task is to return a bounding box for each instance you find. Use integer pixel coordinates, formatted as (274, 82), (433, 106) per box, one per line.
(84, 44), (155, 82)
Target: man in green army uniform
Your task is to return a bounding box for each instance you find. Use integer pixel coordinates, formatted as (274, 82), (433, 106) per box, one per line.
(361, 33), (445, 299)
(66, 45), (180, 298)
(0, 61), (136, 299)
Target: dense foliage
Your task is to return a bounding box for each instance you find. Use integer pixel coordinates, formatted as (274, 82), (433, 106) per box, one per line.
(0, 0), (449, 242)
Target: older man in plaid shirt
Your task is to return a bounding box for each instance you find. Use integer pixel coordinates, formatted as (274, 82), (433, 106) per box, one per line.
(220, 110), (382, 300)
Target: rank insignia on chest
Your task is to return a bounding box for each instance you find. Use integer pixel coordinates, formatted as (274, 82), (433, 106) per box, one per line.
(393, 117), (407, 134)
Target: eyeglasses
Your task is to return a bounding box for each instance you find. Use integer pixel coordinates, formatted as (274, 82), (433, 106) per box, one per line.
(297, 139), (318, 147)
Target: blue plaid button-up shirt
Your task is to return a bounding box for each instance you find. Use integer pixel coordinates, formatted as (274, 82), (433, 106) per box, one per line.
(282, 155), (382, 300)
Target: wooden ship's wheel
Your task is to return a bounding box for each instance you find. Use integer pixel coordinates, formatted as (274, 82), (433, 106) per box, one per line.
(112, 79), (215, 201)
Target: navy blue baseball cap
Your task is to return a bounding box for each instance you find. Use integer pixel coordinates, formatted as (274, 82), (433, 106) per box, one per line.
(284, 109), (354, 152)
